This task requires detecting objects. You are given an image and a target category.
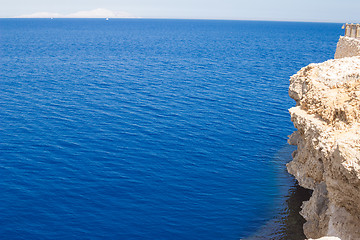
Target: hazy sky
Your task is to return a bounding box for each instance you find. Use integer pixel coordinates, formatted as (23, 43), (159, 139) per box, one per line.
(1, 0), (360, 22)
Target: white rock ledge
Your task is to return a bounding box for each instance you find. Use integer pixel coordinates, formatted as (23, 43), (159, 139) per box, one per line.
(308, 237), (341, 240)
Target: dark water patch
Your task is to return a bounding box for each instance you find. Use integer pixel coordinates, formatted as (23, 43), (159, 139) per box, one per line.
(276, 182), (313, 240)
(244, 145), (313, 240)
(244, 182), (312, 240)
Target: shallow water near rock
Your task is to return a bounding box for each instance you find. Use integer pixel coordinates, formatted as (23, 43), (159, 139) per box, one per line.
(0, 19), (341, 239)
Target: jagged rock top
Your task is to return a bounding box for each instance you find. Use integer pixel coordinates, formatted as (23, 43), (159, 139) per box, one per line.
(289, 57), (360, 126)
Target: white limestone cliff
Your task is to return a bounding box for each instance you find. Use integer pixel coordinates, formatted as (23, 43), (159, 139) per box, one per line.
(286, 55), (360, 240)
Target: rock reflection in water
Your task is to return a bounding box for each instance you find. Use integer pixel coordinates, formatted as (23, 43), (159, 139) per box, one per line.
(243, 145), (313, 240)
(244, 182), (312, 240)
(274, 182), (312, 240)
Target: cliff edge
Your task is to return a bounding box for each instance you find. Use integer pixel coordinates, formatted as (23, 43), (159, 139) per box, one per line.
(287, 49), (360, 239)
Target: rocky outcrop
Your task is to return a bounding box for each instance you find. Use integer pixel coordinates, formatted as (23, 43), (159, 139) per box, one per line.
(334, 36), (360, 59)
(287, 57), (360, 240)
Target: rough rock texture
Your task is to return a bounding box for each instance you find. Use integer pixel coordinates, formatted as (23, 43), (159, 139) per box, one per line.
(287, 57), (360, 240)
(334, 36), (360, 59)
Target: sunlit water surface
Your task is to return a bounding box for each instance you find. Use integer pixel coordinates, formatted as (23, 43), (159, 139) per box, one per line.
(0, 19), (341, 239)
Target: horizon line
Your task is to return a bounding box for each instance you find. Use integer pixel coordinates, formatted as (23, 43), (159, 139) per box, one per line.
(0, 17), (345, 24)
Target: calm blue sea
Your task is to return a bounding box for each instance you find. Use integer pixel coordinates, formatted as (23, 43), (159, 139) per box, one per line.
(0, 19), (341, 240)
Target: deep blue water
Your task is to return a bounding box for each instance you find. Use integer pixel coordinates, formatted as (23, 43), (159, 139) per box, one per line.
(0, 19), (341, 239)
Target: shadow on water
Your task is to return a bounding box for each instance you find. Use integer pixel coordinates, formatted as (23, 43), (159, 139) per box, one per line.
(243, 144), (312, 240)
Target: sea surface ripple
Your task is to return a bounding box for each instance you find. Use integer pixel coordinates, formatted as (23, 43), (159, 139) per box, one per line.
(0, 19), (341, 239)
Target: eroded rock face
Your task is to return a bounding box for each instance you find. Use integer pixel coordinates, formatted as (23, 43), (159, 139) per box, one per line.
(287, 57), (360, 240)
